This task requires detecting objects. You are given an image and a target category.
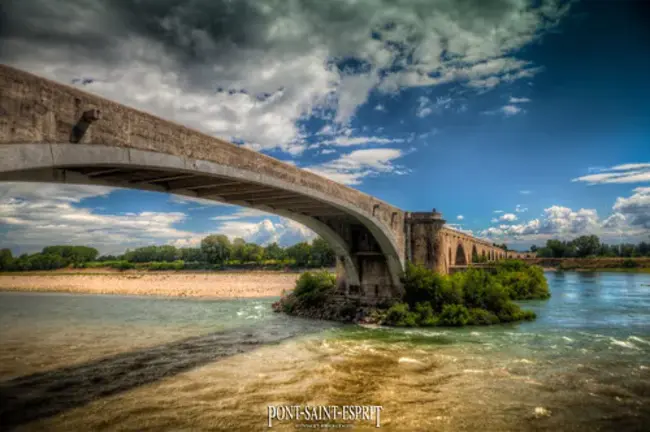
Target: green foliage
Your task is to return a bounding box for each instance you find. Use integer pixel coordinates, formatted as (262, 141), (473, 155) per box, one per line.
(621, 258), (640, 268)
(383, 303), (418, 327)
(494, 260), (550, 300)
(123, 245), (180, 263)
(402, 262), (461, 311)
(0, 248), (14, 271)
(311, 237), (336, 267)
(437, 304), (470, 326)
(200, 234), (231, 264)
(389, 262), (547, 327)
(468, 308), (500, 325)
(285, 242), (313, 267)
(293, 270), (337, 307)
(42, 245), (99, 263)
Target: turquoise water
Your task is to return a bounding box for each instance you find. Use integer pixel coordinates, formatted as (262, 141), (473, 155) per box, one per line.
(0, 272), (649, 431)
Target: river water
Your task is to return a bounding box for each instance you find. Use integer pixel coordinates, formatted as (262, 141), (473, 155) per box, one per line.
(0, 272), (649, 431)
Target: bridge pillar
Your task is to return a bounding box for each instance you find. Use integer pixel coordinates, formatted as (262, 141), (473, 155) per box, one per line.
(405, 209), (447, 274)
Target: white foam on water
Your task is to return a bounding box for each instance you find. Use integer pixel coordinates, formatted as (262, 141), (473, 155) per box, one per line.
(236, 311), (245, 316)
(610, 338), (639, 350)
(254, 305), (264, 310)
(629, 336), (650, 346)
(640, 365), (648, 370)
(398, 357), (422, 364)
(515, 359), (533, 364)
(463, 369), (484, 373)
(534, 407), (551, 417)
(470, 331), (480, 336)
(562, 336), (574, 342)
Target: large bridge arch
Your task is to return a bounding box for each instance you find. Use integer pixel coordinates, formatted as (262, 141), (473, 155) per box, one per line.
(0, 143), (406, 297)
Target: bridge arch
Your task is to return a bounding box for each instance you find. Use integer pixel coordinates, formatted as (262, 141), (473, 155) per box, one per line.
(0, 143), (406, 294)
(455, 243), (467, 266)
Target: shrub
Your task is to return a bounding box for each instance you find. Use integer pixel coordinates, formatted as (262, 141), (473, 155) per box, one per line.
(402, 263), (462, 311)
(468, 308), (500, 325)
(293, 271), (336, 307)
(437, 304), (470, 326)
(383, 303), (418, 327)
(621, 258), (639, 268)
(414, 302), (437, 326)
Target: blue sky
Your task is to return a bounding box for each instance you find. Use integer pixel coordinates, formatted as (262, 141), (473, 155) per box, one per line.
(1, 0), (649, 254)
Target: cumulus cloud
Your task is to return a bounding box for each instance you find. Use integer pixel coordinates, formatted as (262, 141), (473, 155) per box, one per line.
(456, 215), (464, 221)
(515, 204), (528, 213)
(509, 96), (531, 103)
(305, 148), (408, 185)
(499, 213), (518, 222)
(1, 0), (572, 154)
(481, 188), (650, 242)
(0, 183), (315, 254)
(572, 163), (650, 185)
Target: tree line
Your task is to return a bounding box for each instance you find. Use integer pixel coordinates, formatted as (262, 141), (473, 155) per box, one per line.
(0, 235), (337, 271)
(531, 235), (650, 258)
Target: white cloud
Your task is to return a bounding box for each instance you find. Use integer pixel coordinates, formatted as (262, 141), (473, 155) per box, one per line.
(2, 0), (571, 154)
(482, 104), (524, 117)
(520, 190), (532, 195)
(456, 215), (464, 220)
(515, 204), (528, 213)
(316, 135), (405, 147)
(481, 188), (650, 242)
(0, 183), (316, 254)
(509, 96), (531, 103)
(572, 163), (650, 185)
(305, 148), (407, 185)
(499, 213), (518, 222)
(210, 208), (270, 221)
(493, 210), (504, 213)
(612, 187), (650, 229)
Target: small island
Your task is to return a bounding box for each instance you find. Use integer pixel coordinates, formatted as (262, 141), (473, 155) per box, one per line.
(273, 260), (550, 327)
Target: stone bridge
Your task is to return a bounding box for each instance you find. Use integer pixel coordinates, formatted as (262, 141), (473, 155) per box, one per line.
(0, 64), (508, 304)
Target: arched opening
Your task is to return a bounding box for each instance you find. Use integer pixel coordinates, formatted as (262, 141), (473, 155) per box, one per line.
(455, 243), (467, 266)
(481, 250), (486, 262)
(0, 144), (406, 292)
(448, 247), (452, 265)
(471, 245), (479, 263)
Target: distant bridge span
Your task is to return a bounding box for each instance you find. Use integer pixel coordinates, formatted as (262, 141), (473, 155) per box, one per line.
(0, 64), (508, 304)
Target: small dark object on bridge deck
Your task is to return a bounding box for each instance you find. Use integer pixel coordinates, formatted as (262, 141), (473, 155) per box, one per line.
(70, 108), (102, 143)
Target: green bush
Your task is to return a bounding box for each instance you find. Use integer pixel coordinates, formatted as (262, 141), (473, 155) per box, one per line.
(402, 263), (462, 311)
(293, 271), (336, 307)
(383, 303), (419, 327)
(437, 304), (470, 326)
(621, 258), (639, 268)
(468, 308), (500, 325)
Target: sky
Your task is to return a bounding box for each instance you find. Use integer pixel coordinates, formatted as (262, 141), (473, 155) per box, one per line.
(0, 0), (649, 255)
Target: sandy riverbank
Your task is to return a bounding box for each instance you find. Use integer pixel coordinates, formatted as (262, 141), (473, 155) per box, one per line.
(0, 271), (301, 298)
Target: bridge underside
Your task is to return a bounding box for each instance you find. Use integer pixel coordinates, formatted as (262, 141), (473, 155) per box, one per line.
(0, 144), (405, 304)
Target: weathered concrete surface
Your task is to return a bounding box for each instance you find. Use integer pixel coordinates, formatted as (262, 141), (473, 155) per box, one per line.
(0, 64), (508, 304)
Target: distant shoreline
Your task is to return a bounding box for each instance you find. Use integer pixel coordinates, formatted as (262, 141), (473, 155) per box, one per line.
(0, 271), (301, 299)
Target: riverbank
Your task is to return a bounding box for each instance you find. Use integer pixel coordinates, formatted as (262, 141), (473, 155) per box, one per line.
(526, 257), (650, 273)
(0, 271), (300, 298)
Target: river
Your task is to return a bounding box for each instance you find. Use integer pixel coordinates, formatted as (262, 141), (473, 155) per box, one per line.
(0, 271), (649, 431)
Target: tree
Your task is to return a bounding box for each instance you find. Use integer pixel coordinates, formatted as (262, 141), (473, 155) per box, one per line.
(264, 242), (285, 261)
(42, 245), (99, 263)
(571, 235), (600, 258)
(179, 248), (204, 262)
(0, 248), (14, 270)
(200, 235), (231, 264)
(231, 237), (247, 262)
(311, 237), (336, 267)
(286, 242), (312, 267)
(530, 245), (538, 253)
